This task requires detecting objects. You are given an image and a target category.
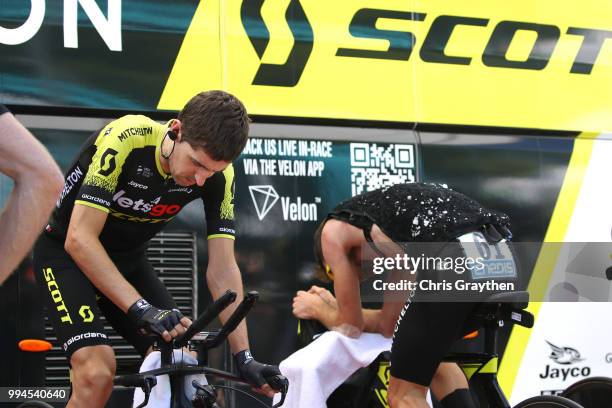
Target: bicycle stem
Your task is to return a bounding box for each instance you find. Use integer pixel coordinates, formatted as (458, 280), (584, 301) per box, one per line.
(174, 289), (237, 348)
(205, 291), (259, 349)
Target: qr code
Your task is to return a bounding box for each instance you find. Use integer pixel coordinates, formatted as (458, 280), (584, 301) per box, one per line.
(350, 143), (415, 195)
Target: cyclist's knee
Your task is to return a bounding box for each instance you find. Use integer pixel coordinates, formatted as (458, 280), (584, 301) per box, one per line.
(71, 345), (116, 391)
(388, 375), (428, 408)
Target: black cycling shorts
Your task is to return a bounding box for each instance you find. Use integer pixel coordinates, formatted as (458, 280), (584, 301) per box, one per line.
(33, 233), (177, 359)
(390, 300), (480, 386)
(389, 228), (519, 386)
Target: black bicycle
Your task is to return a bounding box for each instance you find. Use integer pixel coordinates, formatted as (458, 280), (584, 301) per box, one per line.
(317, 291), (586, 408)
(113, 290), (288, 408)
(443, 291), (583, 408)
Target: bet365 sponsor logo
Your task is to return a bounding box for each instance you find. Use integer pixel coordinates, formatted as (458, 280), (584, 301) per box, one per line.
(248, 185), (319, 222)
(539, 341), (591, 381)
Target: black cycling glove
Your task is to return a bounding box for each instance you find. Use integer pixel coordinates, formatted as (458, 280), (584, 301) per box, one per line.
(127, 298), (184, 338)
(234, 349), (281, 389)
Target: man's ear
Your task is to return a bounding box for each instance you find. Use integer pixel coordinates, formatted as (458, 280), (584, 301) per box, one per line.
(170, 119), (182, 142)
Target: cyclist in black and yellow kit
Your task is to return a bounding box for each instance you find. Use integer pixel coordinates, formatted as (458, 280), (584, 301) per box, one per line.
(33, 91), (279, 408)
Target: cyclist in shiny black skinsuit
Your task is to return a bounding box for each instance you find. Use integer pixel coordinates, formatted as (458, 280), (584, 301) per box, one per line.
(306, 182), (517, 408)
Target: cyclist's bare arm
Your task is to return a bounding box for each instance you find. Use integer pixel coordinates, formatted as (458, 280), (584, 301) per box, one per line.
(65, 204), (142, 311)
(295, 287), (395, 337)
(370, 224), (413, 337)
(206, 237), (249, 353)
(0, 110), (63, 284)
(297, 221), (410, 337)
(295, 286), (380, 333)
(206, 238), (276, 397)
(322, 220), (365, 337)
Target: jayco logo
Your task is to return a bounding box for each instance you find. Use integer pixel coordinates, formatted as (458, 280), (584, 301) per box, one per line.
(539, 341), (591, 381)
(240, 0), (313, 87)
(546, 341), (584, 365)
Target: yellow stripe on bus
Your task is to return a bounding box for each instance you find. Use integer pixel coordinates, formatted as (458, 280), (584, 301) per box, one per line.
(498, 132), (598, 397)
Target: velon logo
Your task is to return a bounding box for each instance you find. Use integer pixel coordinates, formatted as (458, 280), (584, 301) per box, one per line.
(240, 0), (313, 87)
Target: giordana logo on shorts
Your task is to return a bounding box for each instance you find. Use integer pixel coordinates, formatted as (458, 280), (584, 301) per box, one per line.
(539, 341), (591, 381)
(248, 185), (319, 222)
(63, 332), (108, 351)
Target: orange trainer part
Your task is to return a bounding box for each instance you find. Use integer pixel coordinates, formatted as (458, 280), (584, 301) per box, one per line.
(18, 339), (52, 352)
(462, 330), (479, 340)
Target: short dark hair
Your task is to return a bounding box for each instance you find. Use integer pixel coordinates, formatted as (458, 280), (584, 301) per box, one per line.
(178, 90), (249, 162)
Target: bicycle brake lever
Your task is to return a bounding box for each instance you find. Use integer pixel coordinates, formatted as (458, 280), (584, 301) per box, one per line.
(266, 374), (288, 408)
(192, 380), (214, 408)
(134, 375), (157, 408)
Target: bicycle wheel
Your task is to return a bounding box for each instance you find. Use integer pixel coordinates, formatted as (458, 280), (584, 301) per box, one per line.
(16, 402), (55, 408)
(561, 376), (612, 408)
(513, 395), (584, 408)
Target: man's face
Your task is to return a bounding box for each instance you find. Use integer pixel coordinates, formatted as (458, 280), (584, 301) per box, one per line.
(170, 138), (229, 187)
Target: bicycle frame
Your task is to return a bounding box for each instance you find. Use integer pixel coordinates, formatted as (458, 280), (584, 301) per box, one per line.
(443, 294), (534, 408)
(447, 351), (510, 408)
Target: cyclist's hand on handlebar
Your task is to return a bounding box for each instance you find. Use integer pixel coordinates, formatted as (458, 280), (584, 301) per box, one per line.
(127, 298), (191, 342)
(234, 350), (282, 398)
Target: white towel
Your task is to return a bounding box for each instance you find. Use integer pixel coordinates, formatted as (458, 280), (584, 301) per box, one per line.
(274, 331), (433, 407)
(132, 349), (208, 408)
(273, 331), (391, 407)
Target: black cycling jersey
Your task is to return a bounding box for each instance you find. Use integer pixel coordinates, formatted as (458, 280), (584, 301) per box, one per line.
(0, 104), (9, 114)
(328, 182), (510, 244)
(46, 115), (236, 251)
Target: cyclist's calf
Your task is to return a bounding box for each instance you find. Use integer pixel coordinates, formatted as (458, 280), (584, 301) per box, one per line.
(430, 363), (468, 399)
(387, 379), (429, 408)
(69, 345), (116, 408)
